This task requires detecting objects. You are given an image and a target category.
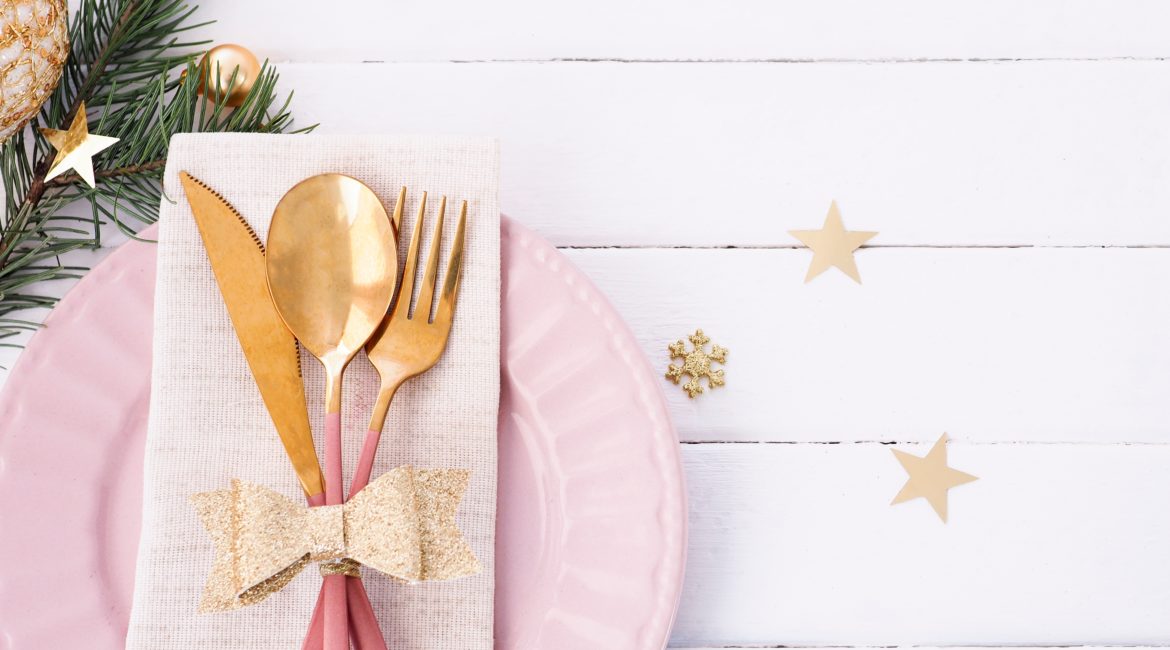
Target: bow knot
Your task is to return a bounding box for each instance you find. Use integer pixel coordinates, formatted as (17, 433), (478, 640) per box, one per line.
(190, 465), (480, 612)
(305, 504), (346, 561)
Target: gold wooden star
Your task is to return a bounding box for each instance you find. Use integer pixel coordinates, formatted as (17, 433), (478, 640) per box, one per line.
(890, 433), (978, 523)
(39, 102), (119, 188)
(788, 201), (877, 284)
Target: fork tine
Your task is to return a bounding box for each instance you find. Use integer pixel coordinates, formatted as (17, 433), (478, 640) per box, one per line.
(415, 195), (446, 322)
(435, 200), (467, 327)
(394, 191), (426, 319)
(390, 186), (406, 235)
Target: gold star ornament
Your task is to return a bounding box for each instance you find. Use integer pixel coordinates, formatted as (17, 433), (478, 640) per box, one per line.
(890, 433), (978, 523)
(788, 201), (877, 284)
(39, 102), (119, 188)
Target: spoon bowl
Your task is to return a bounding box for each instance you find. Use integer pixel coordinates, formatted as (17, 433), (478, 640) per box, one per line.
(267, 174), (397, 385)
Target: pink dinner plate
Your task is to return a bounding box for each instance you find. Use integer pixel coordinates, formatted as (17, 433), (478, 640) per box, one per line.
(0, 217), (686, 649)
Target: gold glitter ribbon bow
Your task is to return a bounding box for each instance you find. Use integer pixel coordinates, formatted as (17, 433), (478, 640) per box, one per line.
(190, 465), (480, 612)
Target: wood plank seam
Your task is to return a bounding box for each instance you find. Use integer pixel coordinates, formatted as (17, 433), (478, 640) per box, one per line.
(553, 245), (1170, 250)
(301, 57), (1170, 64)
(678, 441), (1170, 445)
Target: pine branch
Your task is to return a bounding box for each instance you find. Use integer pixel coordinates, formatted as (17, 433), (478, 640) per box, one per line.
(0, 0), (313, 342)
(16, 0), (138, 213)
(44, 160), (168, 188)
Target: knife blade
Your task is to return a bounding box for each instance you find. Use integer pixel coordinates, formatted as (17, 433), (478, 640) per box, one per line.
(179, 171), (325, 500)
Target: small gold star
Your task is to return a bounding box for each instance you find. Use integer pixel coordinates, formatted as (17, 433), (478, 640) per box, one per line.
(39, 102), (120, 188)
(890, 433), (978, 523)
(788, 201), (877, 284)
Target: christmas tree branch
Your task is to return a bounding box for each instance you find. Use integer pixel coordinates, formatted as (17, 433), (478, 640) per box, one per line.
(0, 0), (312, 342)
(21, 8), (125, 205)
(45, 160), (168, 188)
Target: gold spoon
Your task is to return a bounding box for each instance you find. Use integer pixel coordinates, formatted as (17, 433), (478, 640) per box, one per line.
(266, 174), (397, 650)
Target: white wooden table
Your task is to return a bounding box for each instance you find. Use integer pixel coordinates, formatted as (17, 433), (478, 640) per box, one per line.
(11, 2), (1170, 647)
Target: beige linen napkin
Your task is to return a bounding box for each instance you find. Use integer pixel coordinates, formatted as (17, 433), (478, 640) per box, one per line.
(126, 134), (499, 649)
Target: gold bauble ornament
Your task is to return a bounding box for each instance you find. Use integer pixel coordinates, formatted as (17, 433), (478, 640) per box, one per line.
(0, 0), (68, 142)
(195, 44), (261, 107)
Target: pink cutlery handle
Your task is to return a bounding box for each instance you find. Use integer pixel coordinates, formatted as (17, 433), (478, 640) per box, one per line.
(349, 428), (383, 496)
(338, 430), (389, 648)
(303, 577), (388, 650)
(323, 574), (348, 649)
(323, 412), (347, 650)
(304, 414), (388, 650)
(348, 578), (387, 650)
(303, 589), (325, 650)
(301, 488), (327, 650)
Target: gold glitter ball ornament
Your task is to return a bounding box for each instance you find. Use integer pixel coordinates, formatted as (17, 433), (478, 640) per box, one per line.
(666, 329), (727, 398)
(194, 43), (261, 107)
(0, 0), (68, 142)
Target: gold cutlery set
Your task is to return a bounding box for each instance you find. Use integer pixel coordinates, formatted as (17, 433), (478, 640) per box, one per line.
(180, 172), (469, 650)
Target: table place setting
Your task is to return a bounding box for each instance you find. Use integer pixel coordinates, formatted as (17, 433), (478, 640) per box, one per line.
(127, 134), (502, 649)
(0, 117), (685, 648)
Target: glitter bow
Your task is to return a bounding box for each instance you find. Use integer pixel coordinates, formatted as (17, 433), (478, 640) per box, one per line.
(190, 465), (480, 612)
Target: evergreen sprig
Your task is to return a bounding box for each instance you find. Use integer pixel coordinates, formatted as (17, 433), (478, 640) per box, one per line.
(0, 0), (311, 344)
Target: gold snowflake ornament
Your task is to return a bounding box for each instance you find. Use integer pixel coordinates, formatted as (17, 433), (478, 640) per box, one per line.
(666, 329), (727, 398)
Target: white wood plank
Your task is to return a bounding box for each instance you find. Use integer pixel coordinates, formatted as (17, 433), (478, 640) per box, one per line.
(201, 0), (1170, 62)
(9, 58), (1170, 375)
(564, 247), (1170, 444)
(279, 60), (1170, 247)
(673, 442), (1170, 647)
(6, 244), (1170, 448)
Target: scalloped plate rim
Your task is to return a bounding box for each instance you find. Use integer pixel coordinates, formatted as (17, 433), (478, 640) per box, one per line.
(0, 217), (687, 649)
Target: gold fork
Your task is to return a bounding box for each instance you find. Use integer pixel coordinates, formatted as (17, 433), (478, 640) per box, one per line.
(350, 189), (468, 493)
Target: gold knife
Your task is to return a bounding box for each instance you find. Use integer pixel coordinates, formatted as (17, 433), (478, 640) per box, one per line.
(179, 171), (325, 501)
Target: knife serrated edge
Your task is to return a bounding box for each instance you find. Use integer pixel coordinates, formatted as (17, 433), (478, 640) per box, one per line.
(181, 173), (265, 252)
(180, 173), (303, 379)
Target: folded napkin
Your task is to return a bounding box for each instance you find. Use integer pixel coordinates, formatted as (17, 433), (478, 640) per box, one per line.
(126, 134), (500, 649)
